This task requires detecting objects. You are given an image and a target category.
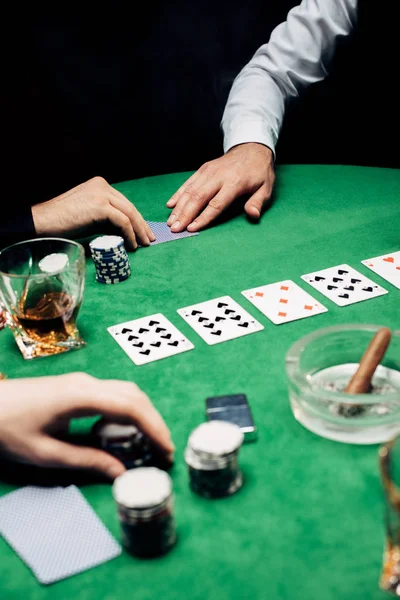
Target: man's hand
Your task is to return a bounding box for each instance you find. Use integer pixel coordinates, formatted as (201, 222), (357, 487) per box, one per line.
(166, 143), (275, 232)
(32, 176), (155, 250)
(0, 373), (174, 480)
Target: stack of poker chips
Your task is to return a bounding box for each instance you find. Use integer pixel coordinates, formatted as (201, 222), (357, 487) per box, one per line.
(0, 310), (6, 330)
(92, 419), (153, 469)
(89, 235), (131, 284)
(184, 421), (244, 499)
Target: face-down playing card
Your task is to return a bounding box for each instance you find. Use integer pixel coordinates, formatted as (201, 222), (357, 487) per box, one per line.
(241, 280), (328, 324)
(108, 313), (194, 365)
(361, 251), (400, 290)
(177, 296), (264, 345)
(301, 263), (388, 306)
(145, 221), (198, 245)
(0, 485), (121, 585)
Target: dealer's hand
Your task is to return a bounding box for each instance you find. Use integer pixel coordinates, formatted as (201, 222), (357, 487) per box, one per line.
(166, 143), (274, 232)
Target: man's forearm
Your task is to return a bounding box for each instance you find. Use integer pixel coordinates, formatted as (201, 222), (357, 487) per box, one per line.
(222, 0), (358, 156)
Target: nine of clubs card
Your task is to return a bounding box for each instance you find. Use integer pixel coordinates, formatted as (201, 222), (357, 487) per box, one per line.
(108, 313), (194, 365)
(361, 251), (400, 290)
(301, 263), (387, 306)
(177, 295), (264, 345)
(241, 280), (328, 324)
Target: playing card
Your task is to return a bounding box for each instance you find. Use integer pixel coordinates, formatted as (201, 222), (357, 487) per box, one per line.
(241, 280), (328, 324)
(0, 486), (121, 585)
(108, 313), (194, 365)
(361, 251), (400, 290)
(301, 263), (388, 306)
(145, 221), (198, 245)
(177, 296), (264, 345)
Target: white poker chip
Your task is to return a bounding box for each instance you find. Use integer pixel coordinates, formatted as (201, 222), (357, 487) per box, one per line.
(89, 235), (124, 251)
(94, 421), (139, 441)
(188, 421), (244, 456)
(38, 253), (69, 274)
(113, 467), (172, 508)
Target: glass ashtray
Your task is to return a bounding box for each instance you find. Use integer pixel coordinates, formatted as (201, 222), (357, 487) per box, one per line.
(285, 325), (400, 444)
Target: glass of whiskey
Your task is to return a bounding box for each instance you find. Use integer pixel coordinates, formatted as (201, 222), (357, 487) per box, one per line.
(0, 238), (86, 359)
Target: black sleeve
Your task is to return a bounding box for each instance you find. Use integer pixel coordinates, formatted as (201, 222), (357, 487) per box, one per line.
(0, 207), (35, 250)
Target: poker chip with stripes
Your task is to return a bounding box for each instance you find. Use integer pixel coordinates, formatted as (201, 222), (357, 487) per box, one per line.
(89, 236), (131, 284)
(0, 310), (6, 330)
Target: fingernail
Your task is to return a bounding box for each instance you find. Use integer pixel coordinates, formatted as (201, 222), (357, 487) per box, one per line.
(171, 221), (180, 231)
(168, 214), (176, 226)
(187, 221), (197, 231)
(166, 200), (173, 207)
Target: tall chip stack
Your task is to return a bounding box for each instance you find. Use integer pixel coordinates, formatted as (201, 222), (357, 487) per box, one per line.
(89, 236), (131, 284)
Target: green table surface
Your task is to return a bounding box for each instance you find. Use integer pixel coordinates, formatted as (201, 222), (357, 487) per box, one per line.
(1, 164), (400, 600)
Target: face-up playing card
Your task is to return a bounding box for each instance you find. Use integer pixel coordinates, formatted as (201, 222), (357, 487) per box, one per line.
(108, 313), (194, 365)
(0, 485), (121, 585)
(144, 221), (199, 246)
(301, 263), (388, 306)
(177, 296), (264, 345)
(361, 251), (400, 290)
(241, 280), (328, 325)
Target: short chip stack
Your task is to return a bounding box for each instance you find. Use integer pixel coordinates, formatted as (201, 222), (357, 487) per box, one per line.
(0, 310), (6, 330)
(89, 236), (131, 284)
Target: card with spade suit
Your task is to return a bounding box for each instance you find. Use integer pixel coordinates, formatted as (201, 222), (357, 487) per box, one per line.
(108, 313), (194, 365)
(301, 263), (387, 306)
(177, 296), (264, 345)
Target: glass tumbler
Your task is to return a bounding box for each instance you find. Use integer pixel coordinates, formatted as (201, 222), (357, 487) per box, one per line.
(0, 238), (86, 359)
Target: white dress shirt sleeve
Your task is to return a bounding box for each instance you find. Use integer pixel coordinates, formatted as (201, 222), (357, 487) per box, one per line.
(222, 0), (358, 156)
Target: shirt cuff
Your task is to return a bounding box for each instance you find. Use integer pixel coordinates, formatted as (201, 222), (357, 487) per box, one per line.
(223, 121), (277, 158)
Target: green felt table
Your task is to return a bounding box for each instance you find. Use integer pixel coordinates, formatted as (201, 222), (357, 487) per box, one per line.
(1, 164), (399, 600)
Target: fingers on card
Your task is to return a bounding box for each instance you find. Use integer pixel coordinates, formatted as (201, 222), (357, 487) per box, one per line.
(361, 251), (400, 290)
(177, 295), (264, 345)
(301, 263), (387, 306)
(241, 280), (327, 324)
(145, 221), (198, 246)
(108, 313), (194, 365)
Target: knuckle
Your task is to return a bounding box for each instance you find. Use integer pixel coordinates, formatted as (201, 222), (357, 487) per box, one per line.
(90, 175), (108, 188)
(32, 443), (52, 465)
(208, 197), (223, 212)
(226, 175), (243, 190)
(70, 372), (94, 384)
(184, 186), (205, 205)
(120, 214), (131, 228)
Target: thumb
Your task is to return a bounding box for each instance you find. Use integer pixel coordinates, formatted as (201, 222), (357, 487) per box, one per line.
(39, 438), (126, 480)
(244, 184), (272, 219)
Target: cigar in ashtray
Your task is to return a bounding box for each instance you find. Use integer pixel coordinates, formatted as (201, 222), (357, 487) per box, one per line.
(338, 327), (392, 417)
